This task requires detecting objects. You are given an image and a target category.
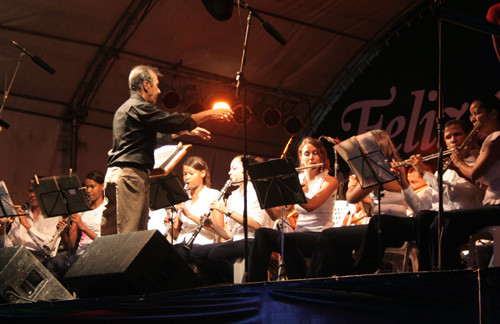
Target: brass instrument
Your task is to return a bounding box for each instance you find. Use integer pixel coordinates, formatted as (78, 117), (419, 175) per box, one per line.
(43, 218), (70, 255)
(183, 179), (232, 250)
(443, 121), (482, 171)
(392, 122), (482, 169)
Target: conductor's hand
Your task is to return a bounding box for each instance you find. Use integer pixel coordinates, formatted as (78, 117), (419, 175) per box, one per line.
(210, 108), (234, 122)
(184, 127), (212, 140)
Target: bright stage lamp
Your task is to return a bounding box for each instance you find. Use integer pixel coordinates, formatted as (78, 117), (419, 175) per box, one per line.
(213, 102), (231, 110)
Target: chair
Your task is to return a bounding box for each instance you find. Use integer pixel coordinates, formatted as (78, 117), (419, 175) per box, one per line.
(382, 242), (419, 273)
(332, 200), (355, 227)
(467, 226), (500, 269)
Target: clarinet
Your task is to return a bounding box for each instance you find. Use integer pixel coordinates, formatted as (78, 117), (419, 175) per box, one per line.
(164, 184), (189, 238)
(183, 179), (231, 250)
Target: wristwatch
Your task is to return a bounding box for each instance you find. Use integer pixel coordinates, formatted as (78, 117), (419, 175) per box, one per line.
(226, 209), (234, 217)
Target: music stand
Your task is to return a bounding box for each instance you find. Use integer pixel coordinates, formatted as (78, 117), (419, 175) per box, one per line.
(149, 173), (189, 211)
(0, 181), (19, 247)
(32, 175), (90, 217)
(0, 181), (19, 219)
(149, 173), (189, 242)
(248, 159), (307, 280)
(335, 132), (398, 267)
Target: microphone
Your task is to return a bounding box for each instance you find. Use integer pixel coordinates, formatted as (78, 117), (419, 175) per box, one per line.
(11, 41), (55, 75)
(319, 135), (338, 144)
(239, 0), (287, 45)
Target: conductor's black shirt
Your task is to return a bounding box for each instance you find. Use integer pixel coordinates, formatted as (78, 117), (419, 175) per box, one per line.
(107, 93), (197, 170)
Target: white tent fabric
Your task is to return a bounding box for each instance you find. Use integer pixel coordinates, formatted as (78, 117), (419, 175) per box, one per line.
(0, 0), (425, 197)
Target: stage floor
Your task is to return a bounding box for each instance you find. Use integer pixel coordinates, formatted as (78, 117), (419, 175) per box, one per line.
(1, 268), (499, 323)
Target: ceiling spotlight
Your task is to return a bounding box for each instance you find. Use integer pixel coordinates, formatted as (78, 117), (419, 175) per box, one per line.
(201, 0), (234, 21)
(262, 107), (281, 128)
(283, 115), (303, 135)
(233, 104), (252, 125)
(162, 90), (181, 109)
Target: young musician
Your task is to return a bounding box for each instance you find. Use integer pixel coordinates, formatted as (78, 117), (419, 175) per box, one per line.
(190, 155), (271, 285)
(44, 171), (106, 279)
(307, 130), (408, 277)
(164, 156), (224, 260)
(434, 95), (500, 269)
(249, 137), (338, 281)
(398, 119), (484, 270)
(0, 177), (63, 263)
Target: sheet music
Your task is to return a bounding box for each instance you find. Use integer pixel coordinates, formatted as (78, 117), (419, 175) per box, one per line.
(335, 132), (397, 189)
(0, 181), (18, 217)
(153, 142), (192, 175)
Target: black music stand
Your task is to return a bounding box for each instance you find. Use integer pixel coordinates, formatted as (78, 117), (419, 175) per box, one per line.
(0, 181), (18, 219)
(32, 175), (90, 218)
(149, 173), (189, 242)
(335, 132), (398, 268)
(149, 173), (189, 211)
(248, 159), (307, 280)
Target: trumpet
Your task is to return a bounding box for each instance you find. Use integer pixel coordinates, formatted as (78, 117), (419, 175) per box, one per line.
(43, 218), (70, 255)
(392, 122), (482, 169)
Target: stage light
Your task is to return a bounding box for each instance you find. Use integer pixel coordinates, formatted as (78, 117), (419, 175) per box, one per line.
(162, 90), (181, 109)
(213, 101), (231, 110)
(201, 0), (233, 21)
(283, 115), (303, 135)
(262, 107), (281, 128)
(233, 104), (252, 125)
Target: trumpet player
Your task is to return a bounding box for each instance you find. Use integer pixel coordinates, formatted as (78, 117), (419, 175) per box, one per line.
(44, 171), (105, 279)
(399, 119), (484, 270)
(0, 177), (62, 263)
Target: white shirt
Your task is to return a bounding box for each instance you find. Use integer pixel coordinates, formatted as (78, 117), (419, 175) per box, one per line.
(480, 131), (500, 205)
(75, 201), (105, 255)
(0, 209), (62, 257)
(176, 186), (220, 245)
(295, 171), (336, 232)
(226, 183), (270, 240)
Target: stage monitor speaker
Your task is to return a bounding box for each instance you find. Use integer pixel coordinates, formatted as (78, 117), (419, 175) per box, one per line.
(64, 230), (201, 298)
(0, 246), (74, 304)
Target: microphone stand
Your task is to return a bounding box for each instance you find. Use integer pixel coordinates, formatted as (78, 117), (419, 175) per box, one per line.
(0, 52), (26, 131)
(235, 10), (253, 283)
(235, 1), (287, 282)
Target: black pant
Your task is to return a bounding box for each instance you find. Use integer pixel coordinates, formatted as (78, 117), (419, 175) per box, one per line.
(249, 228), (321, 282)
(306, 225), (368, 278)
(354, 215), (415, 274)
(413, 210), (438, 271)
(431, 205), (500, 270)
(43, 254), (80, 280)
(190, 239), (253, 285)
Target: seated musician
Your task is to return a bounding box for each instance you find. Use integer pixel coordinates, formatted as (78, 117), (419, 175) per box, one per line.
(398, 119), (484, 270)
(163, 156), (224, 261)
(306, 130), (409, 277)
(249, 137), (338, 281)
(189, 155), (272, 285)
(43, 171), (106, 279)
(432, 95), (500, 269)
(0, 177), (63, 263)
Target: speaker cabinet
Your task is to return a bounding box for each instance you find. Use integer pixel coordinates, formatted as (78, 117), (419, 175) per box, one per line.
(64, 230), (201, 297)
(0, 246), (74, 304)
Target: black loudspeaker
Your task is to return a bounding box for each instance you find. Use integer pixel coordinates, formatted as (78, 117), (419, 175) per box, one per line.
(64, 230), (201, 297)
(0, 246), (74, 304)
